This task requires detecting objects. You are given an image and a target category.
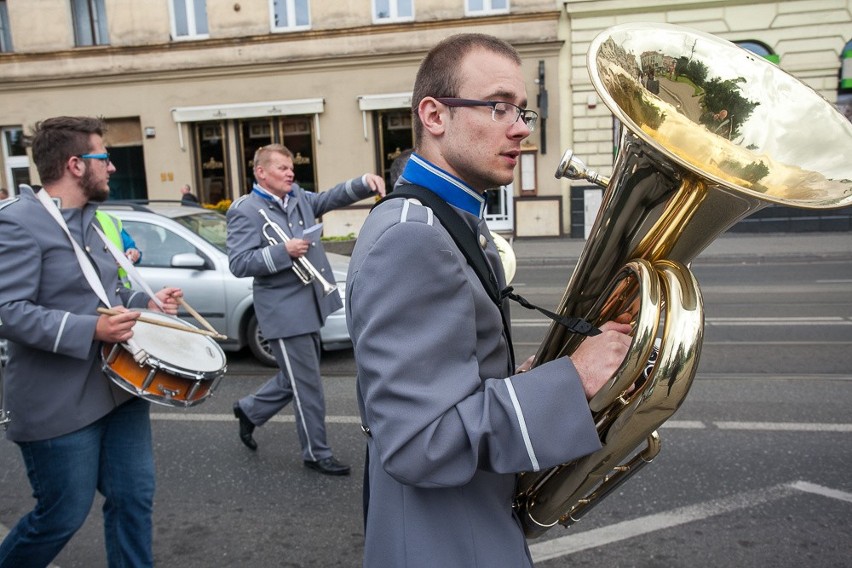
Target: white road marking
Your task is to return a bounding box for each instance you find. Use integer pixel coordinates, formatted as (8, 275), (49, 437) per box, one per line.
(148, 414), (852, 432)
(150, 413), (362, 424)
(512, 316), (852, 327)
(528, 481), (852, 563)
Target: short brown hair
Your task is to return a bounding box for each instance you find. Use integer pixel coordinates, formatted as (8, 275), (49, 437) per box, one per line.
(253, 144), (294, 174)
(30, 116), (106, 185)
(412, 34), (521, 146)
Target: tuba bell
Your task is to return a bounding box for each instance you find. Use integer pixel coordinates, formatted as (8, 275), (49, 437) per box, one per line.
(513, 22), (852, 538)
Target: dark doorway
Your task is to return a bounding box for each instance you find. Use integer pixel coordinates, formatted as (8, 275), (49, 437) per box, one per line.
(108, 145), (147, 200)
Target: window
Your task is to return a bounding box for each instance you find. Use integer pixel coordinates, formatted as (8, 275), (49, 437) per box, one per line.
(839, 40), (852, 95)
(2, 127), (30, 196)
(126, 222), (199, 268)
(373, 0), (413, 23)
(71, 0), (109, 46)
(735, 40), (778, 64)
(171, 0), (208, 40)
(838, 40), (852, 122)
(270, 0), (310, 32)
(0, 1), (13, 52)
(465, 0), (508, 16)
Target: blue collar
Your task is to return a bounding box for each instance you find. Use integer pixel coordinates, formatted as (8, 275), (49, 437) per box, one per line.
(400, 154), (486, 218)
(252, 184), (276, 201)
(252, 184), (289, 207)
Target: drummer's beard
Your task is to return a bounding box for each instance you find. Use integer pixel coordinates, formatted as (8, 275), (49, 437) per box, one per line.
(81, 168), (110, 203)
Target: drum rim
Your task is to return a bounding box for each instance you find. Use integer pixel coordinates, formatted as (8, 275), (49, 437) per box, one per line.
(122, 309), (227, 376)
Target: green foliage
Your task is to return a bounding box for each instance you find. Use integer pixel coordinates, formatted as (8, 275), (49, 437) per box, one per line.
(321, 233), (356, 242)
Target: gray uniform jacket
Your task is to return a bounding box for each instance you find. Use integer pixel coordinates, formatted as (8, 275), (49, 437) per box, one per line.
(227, 179), (374, 340)
(0, 186), (151, 442)
(347, 185), (603, 567)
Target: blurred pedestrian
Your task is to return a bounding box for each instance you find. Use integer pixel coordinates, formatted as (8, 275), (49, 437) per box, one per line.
(387, 148), (413, 191)
(180, 183), (200, 205)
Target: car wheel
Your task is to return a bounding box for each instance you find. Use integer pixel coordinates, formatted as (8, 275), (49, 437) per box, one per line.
(247, 314), (277, 367)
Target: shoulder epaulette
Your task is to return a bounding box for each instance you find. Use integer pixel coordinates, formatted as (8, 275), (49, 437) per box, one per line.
(231, 195), (251, 209)
(0, 197), (21, 212)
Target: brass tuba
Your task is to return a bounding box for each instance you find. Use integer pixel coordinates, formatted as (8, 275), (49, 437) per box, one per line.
(514, 22), (852, 538)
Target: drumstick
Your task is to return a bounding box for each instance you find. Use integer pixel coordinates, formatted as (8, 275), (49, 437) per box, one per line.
(97, 308), (228, 340)
(177, 297), (220, 336)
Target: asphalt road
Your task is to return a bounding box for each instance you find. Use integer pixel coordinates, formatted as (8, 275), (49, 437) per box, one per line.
(0, 254), (850, 567)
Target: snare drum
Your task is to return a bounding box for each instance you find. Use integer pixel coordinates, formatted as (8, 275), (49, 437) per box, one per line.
(101, 310), (227, 408)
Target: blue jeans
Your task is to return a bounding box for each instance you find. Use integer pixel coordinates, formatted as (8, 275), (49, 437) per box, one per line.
(0, 397), (155, 568)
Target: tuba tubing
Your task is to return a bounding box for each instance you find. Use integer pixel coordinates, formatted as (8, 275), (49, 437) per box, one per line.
(514, 22), (852, 538)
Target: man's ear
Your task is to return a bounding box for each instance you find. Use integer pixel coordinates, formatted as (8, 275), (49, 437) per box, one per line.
(418, 97), (447, 136)
(66, 156), (85, 179)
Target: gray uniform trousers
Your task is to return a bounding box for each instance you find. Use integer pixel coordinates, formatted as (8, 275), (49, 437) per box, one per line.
(237, 332), (330, 462)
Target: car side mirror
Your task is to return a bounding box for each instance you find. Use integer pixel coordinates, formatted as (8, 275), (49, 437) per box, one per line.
(171, 253), (207, 269)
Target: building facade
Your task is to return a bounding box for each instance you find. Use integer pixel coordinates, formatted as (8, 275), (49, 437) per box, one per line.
(1, 0), (851, 237)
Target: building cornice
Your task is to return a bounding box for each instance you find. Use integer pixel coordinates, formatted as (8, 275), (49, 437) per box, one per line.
(0, 12), (563, 91)
(562, 0), (778, 17)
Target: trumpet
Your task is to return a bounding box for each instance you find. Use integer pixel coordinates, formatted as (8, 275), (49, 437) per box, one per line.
(258, 209), (338, 297)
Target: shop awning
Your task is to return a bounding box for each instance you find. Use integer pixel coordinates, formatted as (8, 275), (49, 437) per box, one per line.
(170, 98), (325, 148)
(171, 98), (325, 122)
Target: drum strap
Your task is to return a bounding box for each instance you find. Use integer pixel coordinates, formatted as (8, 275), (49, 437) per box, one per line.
(35, 188), (112, 308)
(34, 187), (164, 310)
(34, 188), (147, 361)
(92, 224), (165, 310)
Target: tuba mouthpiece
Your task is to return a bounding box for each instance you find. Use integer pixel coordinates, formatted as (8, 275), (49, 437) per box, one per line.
(555, 149), (609, 188)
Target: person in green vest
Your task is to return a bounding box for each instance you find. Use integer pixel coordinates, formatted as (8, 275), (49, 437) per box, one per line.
(94, 210), (141, 287)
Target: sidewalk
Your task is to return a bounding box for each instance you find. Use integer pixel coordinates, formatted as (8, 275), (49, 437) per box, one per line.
(511, 231), (852, 265)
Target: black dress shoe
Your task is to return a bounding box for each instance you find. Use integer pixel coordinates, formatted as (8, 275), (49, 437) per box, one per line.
(304, 456), (351, 476)
(233, 403), (257, 451)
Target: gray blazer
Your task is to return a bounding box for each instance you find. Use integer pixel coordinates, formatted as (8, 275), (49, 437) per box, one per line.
(226, 178), (374, 340)
(347, 185), (602, 567)
(0, 186), (151, 442)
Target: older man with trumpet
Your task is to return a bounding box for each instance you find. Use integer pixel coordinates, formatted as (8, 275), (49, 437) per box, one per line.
(228, 144), (384, 475)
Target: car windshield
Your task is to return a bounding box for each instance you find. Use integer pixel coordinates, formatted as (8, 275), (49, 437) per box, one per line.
(172, 211), (228, 253)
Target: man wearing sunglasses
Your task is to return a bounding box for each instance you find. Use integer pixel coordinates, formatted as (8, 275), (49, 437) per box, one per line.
(347, 34), (632, 566)
(0, 116), (182, 567)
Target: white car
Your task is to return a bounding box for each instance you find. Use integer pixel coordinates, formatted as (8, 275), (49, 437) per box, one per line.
(98, 202), (351, 366)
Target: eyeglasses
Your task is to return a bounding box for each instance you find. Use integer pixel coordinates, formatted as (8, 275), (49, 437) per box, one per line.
(435, 98), (538, 131)
(77, 152), (111, 164)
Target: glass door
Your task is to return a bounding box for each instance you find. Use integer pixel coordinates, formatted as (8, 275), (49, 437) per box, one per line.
(376, 109), (414, 187)
(195, 121), (229, 205)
